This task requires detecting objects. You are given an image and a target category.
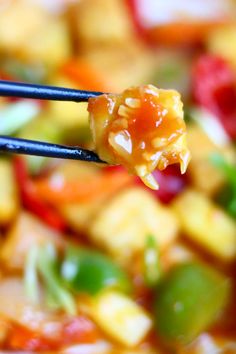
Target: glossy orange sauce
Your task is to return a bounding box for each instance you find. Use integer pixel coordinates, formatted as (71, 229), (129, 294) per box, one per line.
(88, 85), (190, 189)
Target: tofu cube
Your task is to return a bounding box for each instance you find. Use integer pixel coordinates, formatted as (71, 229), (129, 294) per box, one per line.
(90, 187), (179, 263)
(90, 290), (152, 347)
(172, 189), (236, 260)
(0, 159), (19, 225)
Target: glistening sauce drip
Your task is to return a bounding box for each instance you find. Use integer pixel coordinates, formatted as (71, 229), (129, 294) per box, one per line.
(88, 85), (191, 189)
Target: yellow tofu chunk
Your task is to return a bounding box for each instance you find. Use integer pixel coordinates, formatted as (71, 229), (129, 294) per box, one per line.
(90, 290), (152, 347)
(0, 1), (71, 66)
(48, 78), (89, 129)
(0, 212), (64, 270)
(90, 187), (179, 264)
(26, 19), (71, 67)
(70, 0), (136, 45)
(60, 199), (104, 234)
(187, 125), (234, 195)
(208, 25), (236, 69)
(82, 43), (154, 92)
(172, 189), (236, 260)
(0, 0), (48, 53)
(0, 159), (19, 225)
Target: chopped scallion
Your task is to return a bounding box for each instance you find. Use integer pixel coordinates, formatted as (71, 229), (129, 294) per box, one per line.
(143, 235), (161, 287)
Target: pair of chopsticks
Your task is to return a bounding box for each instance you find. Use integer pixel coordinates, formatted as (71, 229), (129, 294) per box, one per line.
(0, 80), (105, 163)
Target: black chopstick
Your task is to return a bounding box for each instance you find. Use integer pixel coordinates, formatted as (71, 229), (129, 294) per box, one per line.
(0, 136), (104, 163)
(0, 80), (103, 102)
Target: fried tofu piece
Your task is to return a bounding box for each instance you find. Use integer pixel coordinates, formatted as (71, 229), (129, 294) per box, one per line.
(0, 0), (71, 66)
(88, 85), (190, 189)
(90, 290), (152, 347)
(187, 125), (235, 195)
(0, 159), (19, 225)
(69, 0), (136, 46)
(81, 43), (154, 92)
(90, 187), (179, 264)
(172, 189), (236, 260)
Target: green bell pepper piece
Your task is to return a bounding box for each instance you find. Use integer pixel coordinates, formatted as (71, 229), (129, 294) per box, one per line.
(154, 262), (230, 345)
(61, 246), (131, 295)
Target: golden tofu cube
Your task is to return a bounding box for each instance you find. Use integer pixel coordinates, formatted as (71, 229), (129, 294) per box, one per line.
(90, 290), (152, 347)
(172, 189), (236, 260)
(90, 187), (179, 263)
(187, 125), (234, 195)
(0, 159), (19, 225)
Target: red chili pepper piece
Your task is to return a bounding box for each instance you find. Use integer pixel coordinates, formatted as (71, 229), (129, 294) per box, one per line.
(13, 157), (67, 232)
(192, 54), (236, 140)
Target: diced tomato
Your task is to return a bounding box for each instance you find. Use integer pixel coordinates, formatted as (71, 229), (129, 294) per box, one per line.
(13, 157), (67, 232)
(192, 54), (236, 139)
(136, 165), (187, 203)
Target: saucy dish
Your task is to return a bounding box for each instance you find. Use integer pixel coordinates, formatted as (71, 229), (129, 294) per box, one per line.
(0, 0), (235, 353)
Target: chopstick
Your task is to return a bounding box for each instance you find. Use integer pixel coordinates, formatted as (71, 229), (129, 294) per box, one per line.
(0, 136), (104, 163)
(0, 80), (103, 102)
(0, 80), (106, 162)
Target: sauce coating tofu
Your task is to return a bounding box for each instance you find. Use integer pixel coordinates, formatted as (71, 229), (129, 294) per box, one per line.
(88, 85), (190, 189)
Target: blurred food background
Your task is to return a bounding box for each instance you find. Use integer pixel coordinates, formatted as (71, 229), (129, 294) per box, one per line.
(0, 0), (235, 353)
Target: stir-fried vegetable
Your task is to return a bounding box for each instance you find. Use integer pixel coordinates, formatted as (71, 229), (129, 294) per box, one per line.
(25, 243), (76, 315)
(34, 167), (133, 204)
(36, 244), (76, 315)
(154, 262), (230, 345)
(61, 245), (131, 295)
(0, 1), (235, 352)
(25, 242), (131, 313)
(143, 235), (161, 287)
(192, 54), (236, 140)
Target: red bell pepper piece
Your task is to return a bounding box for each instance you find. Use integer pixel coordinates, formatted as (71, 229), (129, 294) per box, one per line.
(192, 54), (236, 140)
(13, 157), (67, 232)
